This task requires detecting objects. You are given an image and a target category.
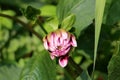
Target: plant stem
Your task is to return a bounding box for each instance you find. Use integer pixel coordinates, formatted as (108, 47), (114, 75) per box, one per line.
(37, 16), (48, 34)
(69, 57), (83, 75)
(65, 64), (77, 80)
(0, 13), (43, 40)
(65, 57), (83, 79)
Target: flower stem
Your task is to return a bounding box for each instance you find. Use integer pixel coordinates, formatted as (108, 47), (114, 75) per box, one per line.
(69, 57), (83, 75)
(0, 13), (43, 40)
(37, 16), (48, 34)
(65, 57), (83, 79)
(65, 64), (77, 80)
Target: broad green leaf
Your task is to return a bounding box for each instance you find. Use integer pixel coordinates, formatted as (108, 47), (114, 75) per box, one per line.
(61, 14), (75, 31)
(40, 5), (56, 16)
(108, 41), (120, 80)
(0, 65), (22, 80)
(19, 50), (56, 80)
(40, 5), (58, 33)
(93, 0), (106, 78)
(106, 0), (120, 25)
(57, 0), (95, 37)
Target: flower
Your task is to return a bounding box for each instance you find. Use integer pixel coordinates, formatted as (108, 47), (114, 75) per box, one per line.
(43, 29), (77, 67)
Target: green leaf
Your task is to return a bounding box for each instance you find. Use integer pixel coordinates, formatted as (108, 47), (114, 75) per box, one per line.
(0, 65), (22, 80)
(0, 10), (15, 29)
(108, 41), (120, 80)
(44, 17), (59, 33)
(22, 5), (40, 20)
(40, 5), (56, 16)
(19, 50), (56, 80)
(0, 29), (9, 48)
(40, 5), (58, 33)
(61, 14), (75, 31)
(57, 0), (95, 37)
(106, 0), (120, 25)
(102, 0), (113, 24)
(93, 0), (106, 78)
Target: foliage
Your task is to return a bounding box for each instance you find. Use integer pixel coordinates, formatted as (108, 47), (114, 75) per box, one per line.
(93, 0), (106, 79)
(0, 0), (120, 80)
(0, 65), (22, 80)
(22, 5), (41, 20)
(57, 0), (95, 37)
(108, 41), (120, 80)
(20, 50), (56, 80)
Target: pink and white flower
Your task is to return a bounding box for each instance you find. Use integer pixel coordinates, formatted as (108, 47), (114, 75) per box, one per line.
(43, 29), (77, 67)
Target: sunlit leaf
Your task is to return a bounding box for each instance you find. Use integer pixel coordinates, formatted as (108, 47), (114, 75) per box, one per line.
(40, 5), (58, 33)
(40, 5), (56, 16)
(43, 17), (58, 33)
(93, 0), (106, 78)
(0, 10), (15, 29)
(0, 29), (9, 48)
(61, 14), (75, 31)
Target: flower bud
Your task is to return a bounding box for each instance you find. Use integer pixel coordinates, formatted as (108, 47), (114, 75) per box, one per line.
(43, 29), (77, 67)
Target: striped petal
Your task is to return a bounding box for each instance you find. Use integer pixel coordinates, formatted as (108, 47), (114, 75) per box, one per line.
(59, 56), (68, 67)
(43, 37), (48, 50)
(71, 35), (77, 47)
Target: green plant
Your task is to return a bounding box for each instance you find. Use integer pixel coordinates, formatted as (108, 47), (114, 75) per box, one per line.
(0, 0), (120, 80)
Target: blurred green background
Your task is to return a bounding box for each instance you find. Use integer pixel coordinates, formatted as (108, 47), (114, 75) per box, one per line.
(0, 0), (120, 80)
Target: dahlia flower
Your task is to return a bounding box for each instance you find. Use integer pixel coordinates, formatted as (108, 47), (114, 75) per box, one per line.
(43, 29), (77, 67)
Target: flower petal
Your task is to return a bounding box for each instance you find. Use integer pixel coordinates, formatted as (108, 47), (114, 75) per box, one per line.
(60, 29), (68, 39)
(58, 46), (70, 56)
(46, 32), (56, 51)
(64, 47), (71, 55)
(47, 33), (53, 45)
(59, 56), (68, 67)
(50, 54), (55, 60)
(43, 41), (48, 50)
(43, 37), (48, 50)
(71, 35), (77, 47)
(54, 31), (61, 47)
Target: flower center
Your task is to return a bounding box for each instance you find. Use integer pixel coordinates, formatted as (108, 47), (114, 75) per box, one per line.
(57, 46), (62, 50)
